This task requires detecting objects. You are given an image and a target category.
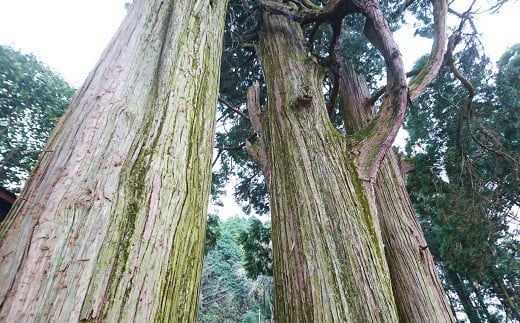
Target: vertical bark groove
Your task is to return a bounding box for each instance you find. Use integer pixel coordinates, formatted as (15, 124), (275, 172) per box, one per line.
(253, 13), (398, 322)
(339, 58), (454, 322)
(0, 0), (228, 321)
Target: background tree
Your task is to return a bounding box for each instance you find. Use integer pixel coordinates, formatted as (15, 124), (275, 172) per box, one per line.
(405, 43), (520, 321)
(0, 45), (74, 192)
(239, 217), (272, 279)
(199, 220), (251, 322)
(199, 216), (274, 322)
(0, 0), (228, 321)
(205, 214), (223, 254)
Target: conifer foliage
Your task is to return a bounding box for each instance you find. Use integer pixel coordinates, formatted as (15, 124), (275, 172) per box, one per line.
(0, 45), (74, 192)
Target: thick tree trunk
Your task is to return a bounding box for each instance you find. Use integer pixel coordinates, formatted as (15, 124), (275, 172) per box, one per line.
(374, 154), (455, 322)
(248, 4), (454, 321)
(0, 0), (227, 321)
(339, 63), (455, 322)
(249, 13), (398, 321)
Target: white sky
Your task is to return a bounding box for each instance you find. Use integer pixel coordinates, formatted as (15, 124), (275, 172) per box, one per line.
(0, 0), (128, 87)
(1, 1), (519, 86)
(0, 0), (519, 217)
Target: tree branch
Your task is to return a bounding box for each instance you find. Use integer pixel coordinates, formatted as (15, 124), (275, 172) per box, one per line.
(307, 22), (322, 52)
(446, 30), (519, 170)
(234, 170), (260, 197)
(368, 69), (421, 106)
(218, 96), (250, 121)
(215, 133), (257, 152)
(257, 0), (348, 24)
(212, 149), (223, 168)
(408, 0), (448, 101)
(350, 0), (408, 182)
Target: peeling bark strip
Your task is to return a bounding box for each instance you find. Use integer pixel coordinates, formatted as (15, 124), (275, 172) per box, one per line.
(0, 0), (228, 321)
(245, 84), (270, 185)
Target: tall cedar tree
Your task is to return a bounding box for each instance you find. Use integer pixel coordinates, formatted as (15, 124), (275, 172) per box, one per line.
(0, 0), (227, 321)
(213, 0), (516, 321)
(405, 43), (520, 321)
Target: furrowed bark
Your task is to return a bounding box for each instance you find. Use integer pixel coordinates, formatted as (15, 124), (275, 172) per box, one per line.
(252, 12), (398, 321)
(339, 61), (454, 322)
(0, 0), (227, 321)
(374, 155), (455, 322)
(335, 0), (453, 320)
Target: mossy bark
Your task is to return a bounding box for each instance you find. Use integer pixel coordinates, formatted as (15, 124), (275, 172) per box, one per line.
(339, 63), (455, 322)
(249, 6), (454, 322)
(0, 0), (227, 321)
(251, 13), (398, 322)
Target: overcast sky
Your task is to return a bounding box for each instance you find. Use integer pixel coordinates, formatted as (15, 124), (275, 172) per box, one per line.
(0, 0), (128, 86)
(0, 0), (519, 217)
(1, 1), (519, 86)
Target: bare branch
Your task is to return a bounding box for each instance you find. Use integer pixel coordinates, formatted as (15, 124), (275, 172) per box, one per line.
(349, 0), (408, 182)
(367, 86), (386, 107)
(218, 96), (250, 121)
(215, 133), (257, 152)
(212, 149), (223, 168)
(408, 0), (448, 101)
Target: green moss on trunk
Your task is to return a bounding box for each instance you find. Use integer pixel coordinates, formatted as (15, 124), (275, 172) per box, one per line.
(255, 13), (398, 322)
(0, 0), (228, 321)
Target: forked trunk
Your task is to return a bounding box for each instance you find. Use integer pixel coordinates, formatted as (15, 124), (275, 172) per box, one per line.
(0, 0), (227, 321)
(247, 8), (454, 322)
(339, 63), (454, 321)
(248, 14), (398, 321)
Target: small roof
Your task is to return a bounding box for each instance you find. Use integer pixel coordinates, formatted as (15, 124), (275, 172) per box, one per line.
(0, 186), (16, 204)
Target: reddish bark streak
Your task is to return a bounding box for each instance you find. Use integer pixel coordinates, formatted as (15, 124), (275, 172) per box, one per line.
(289, 208), (304, 291)
(273, 79), (285, 132)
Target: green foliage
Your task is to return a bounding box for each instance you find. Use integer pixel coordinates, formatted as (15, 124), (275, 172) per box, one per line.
(0, 45), (75, 192)
(199, 216), (273, 322)
(221, 215), (248, 238)
(405, 43), (520, 320)
(205, 214), (222, 254)
(238, 218), (272, 279)
(199, 231), (249, 322)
